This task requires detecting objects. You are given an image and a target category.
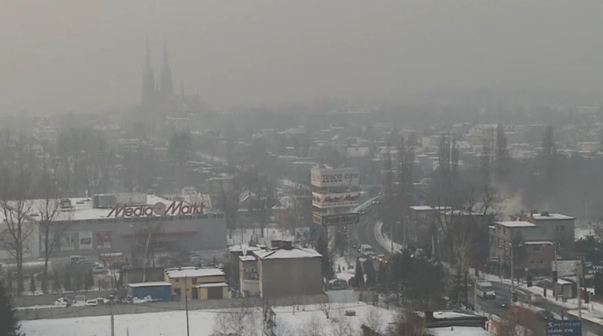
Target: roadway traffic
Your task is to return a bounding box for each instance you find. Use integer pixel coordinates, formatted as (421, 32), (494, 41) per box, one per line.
(354, 201), (603, 335)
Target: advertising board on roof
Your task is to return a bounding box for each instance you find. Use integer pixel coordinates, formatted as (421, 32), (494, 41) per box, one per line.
(312, 192), (359, 209)
(310, 167), (360, 188)
(107, 201), (204, 218)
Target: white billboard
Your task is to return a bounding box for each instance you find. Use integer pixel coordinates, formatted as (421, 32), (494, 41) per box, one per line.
(312, 192), (360, 209)
(310, 167), (360, 188)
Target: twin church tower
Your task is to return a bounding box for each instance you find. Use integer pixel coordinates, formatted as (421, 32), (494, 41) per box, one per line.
(141, 40), (174, 108)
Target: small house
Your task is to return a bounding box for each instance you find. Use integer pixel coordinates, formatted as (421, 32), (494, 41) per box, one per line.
(164, 266), (230, 300)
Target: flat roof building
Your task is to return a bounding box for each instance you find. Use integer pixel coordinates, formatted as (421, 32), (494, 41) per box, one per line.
(0, 193), (226, 263)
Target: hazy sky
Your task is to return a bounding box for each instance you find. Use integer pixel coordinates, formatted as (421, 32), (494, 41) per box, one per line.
(1, 1), (603, 114)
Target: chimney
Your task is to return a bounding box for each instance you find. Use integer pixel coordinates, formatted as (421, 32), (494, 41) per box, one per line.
(541, 211), (550, 217)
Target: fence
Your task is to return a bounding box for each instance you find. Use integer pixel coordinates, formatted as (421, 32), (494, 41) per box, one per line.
(14, 290), (116, 307)
(18, 294), (328, 321)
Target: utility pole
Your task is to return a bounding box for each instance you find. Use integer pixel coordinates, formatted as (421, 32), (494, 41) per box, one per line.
(577, 261), (583, 322)
(110, 295), (115, 336)
(185, 276), (190, 336)
(510, 243), (515, 304)
(390, 221), (395, 253)
(474, 278), (478, 311)
(553, 245), (558, 300)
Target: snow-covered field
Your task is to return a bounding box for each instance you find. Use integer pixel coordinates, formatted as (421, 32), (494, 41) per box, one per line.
(21, 302), (395, 336)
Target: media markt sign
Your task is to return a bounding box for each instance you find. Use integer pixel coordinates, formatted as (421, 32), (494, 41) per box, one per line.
(545, 320), (581, 336)
(107, 201), (204, 218)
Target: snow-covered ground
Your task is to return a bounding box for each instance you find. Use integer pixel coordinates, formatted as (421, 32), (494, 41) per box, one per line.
(21, 302), (395, 336)
(227, 227), (295, 246)
(576, 228), (595, 241)
(333, 255), (355, 282)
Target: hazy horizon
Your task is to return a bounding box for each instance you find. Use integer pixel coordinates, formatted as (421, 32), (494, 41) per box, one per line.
(2, 0), (603, 114)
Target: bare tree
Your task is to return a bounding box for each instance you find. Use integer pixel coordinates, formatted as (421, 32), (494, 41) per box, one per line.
(245, 170), (277, 238)
(212, 304), (261, 336)
(330, 307), (354, 336)
(219, 173), (245, 240)
(37, 171), (66, 293)
(397, 135), (415, 244)
(132, 221), (163, 282)
(0, 167), (35, 294)
(363, 306), (384, 335)
(381, 144), (396, 244)
(297, 314), (325, 336)
(319, 300), (332, 319)
(387, 309), (428, 336)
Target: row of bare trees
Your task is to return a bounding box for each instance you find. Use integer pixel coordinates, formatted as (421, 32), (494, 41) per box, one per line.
(0, 165), (66, 295)
(217, 168), (278, 240)
(381, 134), (417, 249)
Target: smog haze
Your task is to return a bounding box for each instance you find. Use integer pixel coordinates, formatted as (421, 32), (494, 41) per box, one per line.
(2, 0), (603, 113)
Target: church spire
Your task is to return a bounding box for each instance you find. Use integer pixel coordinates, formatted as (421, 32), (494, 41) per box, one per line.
(159, 40), (174, 99)
(141, 39), (156, 106)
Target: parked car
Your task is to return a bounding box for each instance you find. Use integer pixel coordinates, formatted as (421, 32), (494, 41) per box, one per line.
(328, 279), (348, 290)
(86, 299), (99, 306)
(537, 310), (555, 320)
(92, 266), (107, 274)
(54, 297), (71, 307)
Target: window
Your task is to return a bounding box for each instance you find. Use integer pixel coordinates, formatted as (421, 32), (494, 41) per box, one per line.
(533, 246), (541, 252)
(192, 278), (198, 285)
(175, 279), (179, 283)
(539, 260), (544, 265)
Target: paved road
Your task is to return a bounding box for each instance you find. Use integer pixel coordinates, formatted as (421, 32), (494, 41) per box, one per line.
(354, 206), (390, 256)
(355, 203), (603, 335)
(488, 280), (603, 335)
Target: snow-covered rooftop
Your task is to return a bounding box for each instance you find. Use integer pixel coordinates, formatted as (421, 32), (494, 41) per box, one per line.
(432, 311), (478, 320)
(429, 326), (492, 336)
(529, 213), (575, 221)
(228, 244), (263, 253)
(410, 205), (434, 211)
(127, 282), (172, 288)
(497, 221), (536, 228)
(522, 241), (553, 246)
(165, 267), (224, 279)
(0, 194), (217, 222)
(195, 283), (228, 288)
(239, 255), (256, 262)
(254, 247), (321, 260)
